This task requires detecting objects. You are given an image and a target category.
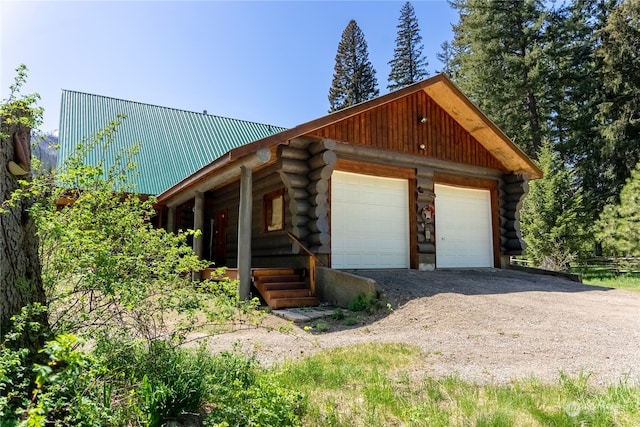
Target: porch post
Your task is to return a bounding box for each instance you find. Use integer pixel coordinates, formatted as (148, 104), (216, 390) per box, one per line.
(192, 192), (205, 281)
(167, 206), (176, 233)
(193, 192), (205, 259)
(237, 166), (252, 300)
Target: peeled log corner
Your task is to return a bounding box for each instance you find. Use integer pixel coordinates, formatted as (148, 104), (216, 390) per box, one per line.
(276, 138), (336, 255)
(500, 174), (529, 256)
(415, 168), (436, 269)
(277, 140), (312, 255)
(305, 139), (336, 254)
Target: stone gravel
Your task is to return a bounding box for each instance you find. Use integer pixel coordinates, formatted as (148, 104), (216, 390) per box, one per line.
(205, 268), (640, 385)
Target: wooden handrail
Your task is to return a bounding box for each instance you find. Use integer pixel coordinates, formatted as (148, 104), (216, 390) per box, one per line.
(287, 232), (322, 296)
(286, 232), (324, 266)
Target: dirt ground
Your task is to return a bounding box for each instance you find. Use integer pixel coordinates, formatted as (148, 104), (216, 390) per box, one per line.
(205, 269), (640, 385)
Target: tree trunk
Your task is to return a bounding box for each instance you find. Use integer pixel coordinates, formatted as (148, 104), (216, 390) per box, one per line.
(0, 116), (48, 347)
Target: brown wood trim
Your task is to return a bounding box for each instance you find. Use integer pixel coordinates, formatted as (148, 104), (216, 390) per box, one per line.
(159, 74), (539, 207)
(434, 172), (498, 190)
(490, 188), (501, 268)
(336, 158), (415, 179)
(229, 76), (451, 162)
(409, 177), (418, 269)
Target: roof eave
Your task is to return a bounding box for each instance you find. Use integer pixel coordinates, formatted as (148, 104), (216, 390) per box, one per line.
(158, 74), (541, 205)
(229, 74), (542, 179)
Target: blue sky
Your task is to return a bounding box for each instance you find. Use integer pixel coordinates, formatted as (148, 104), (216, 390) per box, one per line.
(1, 1), (458, 133)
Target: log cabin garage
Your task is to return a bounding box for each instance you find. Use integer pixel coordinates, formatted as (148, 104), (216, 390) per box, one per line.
(59, 74), (542, 307)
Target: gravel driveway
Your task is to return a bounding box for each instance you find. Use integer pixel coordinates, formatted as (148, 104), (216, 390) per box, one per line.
(206, 268), (640, 385)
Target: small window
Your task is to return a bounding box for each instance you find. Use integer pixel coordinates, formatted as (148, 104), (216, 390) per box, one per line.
(264, 189), (284, 232)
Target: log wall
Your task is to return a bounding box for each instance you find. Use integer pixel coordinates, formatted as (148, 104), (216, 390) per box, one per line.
(415, 168), (436, 268)
(207, 137), (336, 268)
(310, 91), (506, 172)
(500, 174), (529, 256)
(276, 138), (336, 255)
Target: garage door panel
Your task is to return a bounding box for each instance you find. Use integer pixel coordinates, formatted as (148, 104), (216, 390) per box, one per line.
(435, 184), (493, 268)
(331, 171), (409, 269)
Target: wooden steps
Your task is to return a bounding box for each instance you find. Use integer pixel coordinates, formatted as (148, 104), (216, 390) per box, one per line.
(252, 268), (319, 309)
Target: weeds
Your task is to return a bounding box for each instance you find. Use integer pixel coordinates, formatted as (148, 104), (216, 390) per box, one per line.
(347, 293), (383, 313)
(273, 343), (640, 427)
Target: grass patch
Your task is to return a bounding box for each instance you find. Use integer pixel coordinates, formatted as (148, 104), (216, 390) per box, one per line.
(273, 343), (640, 426)
(574, 267), (640, 292)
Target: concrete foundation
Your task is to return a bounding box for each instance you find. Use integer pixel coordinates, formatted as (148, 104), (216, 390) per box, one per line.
(316, 267), (377, 308)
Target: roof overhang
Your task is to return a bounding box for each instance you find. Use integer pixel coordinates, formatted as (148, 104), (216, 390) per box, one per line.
(157, 73), (541, 206)
(420, 76), (541, 179)
(159, 148), (271, 207)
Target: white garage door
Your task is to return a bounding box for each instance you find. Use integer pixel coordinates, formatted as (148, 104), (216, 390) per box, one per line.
(331, 171), (409, 269)
(435, 184), (493, 268)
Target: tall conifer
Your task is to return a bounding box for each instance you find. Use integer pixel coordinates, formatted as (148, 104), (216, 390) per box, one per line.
(596, 0), (640, 203)
(388, 2), (429, 90)
(448, 0), (548, 157)
(597, 162), (640, 257)
(328, 20), (379, 112)
(544, 0), (617, 220)
(520, 142), (588, 270)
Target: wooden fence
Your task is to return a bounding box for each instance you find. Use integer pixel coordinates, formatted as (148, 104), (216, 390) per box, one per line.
(512, 257), (640, 275)
(572, 258), (640, 275)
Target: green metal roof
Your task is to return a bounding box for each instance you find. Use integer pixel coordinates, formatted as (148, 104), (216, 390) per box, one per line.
(58, 90), (286, 195)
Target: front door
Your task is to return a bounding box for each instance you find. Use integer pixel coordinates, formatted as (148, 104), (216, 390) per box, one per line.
(214, 209), (227, 266)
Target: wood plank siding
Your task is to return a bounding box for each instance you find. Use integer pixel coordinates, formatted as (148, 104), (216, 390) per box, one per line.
(310, 91), (506, 172)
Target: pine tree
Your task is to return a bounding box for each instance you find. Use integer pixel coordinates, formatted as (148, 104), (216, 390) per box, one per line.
(596, 162), (640, 257)
(520, 142), (589, 270)
(547, 0), (618, 219)
(448, 0), (548, 157)
(328, 20), (379, 112)
(596, 0), (640, 205)
(0, 65), (48, 351)
(388, 2), (428, 90)
(436, 40), (459, 77)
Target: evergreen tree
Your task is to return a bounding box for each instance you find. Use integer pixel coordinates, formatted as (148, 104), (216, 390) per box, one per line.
(547, 0), (618, 219)
(596, 162), (640, 257)
(533, 0), (614, 252)
(520, 142), (589, 270)
(436, 40), (460, 77)
(328, 20), (379, 112)
(596, 0), (640, 204)
(448, 0), (549, 157)
(388, 2), (429, 90)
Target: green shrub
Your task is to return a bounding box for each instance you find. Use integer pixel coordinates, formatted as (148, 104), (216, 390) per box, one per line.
(343, 316), (360, 326)
(93, 340), (304, 427)
(204, 351), (305, 427)
(348, 293), (380, 313)
(314, 320), (331, 333)
(95, 338), (218, 426)
(1, 309), (115, 427)
(332, 308), (346, 320)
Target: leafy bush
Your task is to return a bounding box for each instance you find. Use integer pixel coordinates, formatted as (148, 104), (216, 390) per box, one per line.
(1, 307), (115, 427)
(95, 339), (219, 426)
(204, 351), (305, 427)
(1, 66), (272, 427)
(2, 326), (304, 427)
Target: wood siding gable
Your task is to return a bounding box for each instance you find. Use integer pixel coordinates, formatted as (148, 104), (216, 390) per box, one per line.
(309, 91), (506, 172)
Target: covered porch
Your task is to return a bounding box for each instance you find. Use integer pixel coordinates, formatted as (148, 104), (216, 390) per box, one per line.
(156, 147), (320, 308)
